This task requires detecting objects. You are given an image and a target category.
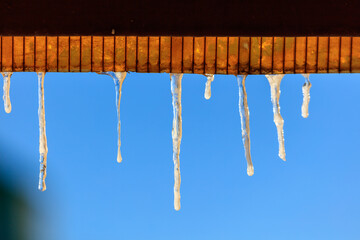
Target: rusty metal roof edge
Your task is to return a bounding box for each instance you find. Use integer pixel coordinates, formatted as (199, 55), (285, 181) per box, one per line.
(0, 36), (358, 75)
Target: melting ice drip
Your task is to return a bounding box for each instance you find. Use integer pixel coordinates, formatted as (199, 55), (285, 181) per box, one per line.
(237, 75), (254, 176)
(301, 74), (312, 118)
(170, 73), (183, 211)
(2, 72), (12, 113)
(37, 72), (48, 191)
(265, 74), (286, 161)
(106, 72), (127, 163)
(204, 74), (214, 100)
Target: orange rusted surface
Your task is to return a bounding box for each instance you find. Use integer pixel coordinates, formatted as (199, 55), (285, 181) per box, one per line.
(1, 36), (360, 74)
(306, 37), (317, 73)
(137, 36), (148, 73)
(261, 37), (273, 74)
(205, 37), (216, 74)
(13, 36), (24, 71)
(272, 37), (284, 74)
(227, 37), (239, 75)
(295, 37), (306, 73)
(171, 37), (182, 73)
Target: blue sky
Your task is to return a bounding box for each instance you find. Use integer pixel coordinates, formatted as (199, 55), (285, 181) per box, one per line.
(0, 72), (360, 240)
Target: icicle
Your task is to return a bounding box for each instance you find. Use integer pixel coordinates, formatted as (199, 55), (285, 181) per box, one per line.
(237, 75), (254, 176)
(106, 72), (127, 163)
(265, 74), (286, 161)
(204, 74), (214, 100)
(2, 72), (12, 113)
(170, 73), (183, 211)
(37, 72), (48, 191)
(301, 74), (312, 118)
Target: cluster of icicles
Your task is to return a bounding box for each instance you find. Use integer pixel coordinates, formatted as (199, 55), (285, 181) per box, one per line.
(1, 72), (312, 210)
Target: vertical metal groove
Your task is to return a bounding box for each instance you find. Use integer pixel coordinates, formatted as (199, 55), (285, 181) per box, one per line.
(316, 36), (319, 73)
(305, 36), (308, 73)
(350, 36), (353, 73)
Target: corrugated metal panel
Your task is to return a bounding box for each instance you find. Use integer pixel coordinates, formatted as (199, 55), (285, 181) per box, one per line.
(1, 36), (360, 74)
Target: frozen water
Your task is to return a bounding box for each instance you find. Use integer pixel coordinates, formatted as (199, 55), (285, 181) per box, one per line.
(237, 75), (254, 176)
(170, 73), (183, 211)
(265, 74), (286, 161)
(204, 74), (214, 100)
(37, 72), (48, 191)
(301, 74), (312, 118)
(106, 72), (127, 163)
(2, 72), (12, 113)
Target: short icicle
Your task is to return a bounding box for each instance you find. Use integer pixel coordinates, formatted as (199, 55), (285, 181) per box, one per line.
(106, 72), (127, 163)
(237, 75), (254, 176)
(265, 74), (286, 161)
(204, 74), (214, 100)
(170, 73), (183, 211)
(301, 74), (312, 118)
(37, 72), (48, 191)
(2, 72), (13, 113)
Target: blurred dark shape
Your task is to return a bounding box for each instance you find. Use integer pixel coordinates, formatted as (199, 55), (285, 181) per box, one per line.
(0, 180), (29, 240)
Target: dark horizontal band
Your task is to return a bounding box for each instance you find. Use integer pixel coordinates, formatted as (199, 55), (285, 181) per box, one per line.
(1, 0), (360, 36)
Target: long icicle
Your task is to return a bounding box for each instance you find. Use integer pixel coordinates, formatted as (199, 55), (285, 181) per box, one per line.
(204, 74), (214, 100)
(106, 72), (127, 163)
(170, 73), (183, 211)
(2, 72), (12, 113)
(265, 74), (286, 161)
(301, 74), (312, 118)
(237, 75), (254, 176)
(37, 72), (48, 191)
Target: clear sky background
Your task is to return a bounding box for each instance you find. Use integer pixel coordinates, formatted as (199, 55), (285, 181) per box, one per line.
(0, 72), (360, 240)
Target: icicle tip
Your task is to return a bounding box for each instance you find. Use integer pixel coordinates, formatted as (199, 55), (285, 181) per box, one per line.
(247, 165), (254, 176)
(117, 152), (122, 163)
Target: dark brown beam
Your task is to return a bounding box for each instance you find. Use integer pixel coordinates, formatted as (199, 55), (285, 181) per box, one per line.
(1, 0), (360, 36)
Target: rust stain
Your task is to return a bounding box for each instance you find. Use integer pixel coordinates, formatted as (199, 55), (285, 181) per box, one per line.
(126, 36), (137, 72)
(306, 37), (317, 73)
(70, 36), (81, 72)
(58, 36), (69, 72)
(2, 37), (13, 72)
(194, 37), (205, 74)
(205, 37), (216, 74)
(273, 37), (284, 74)
(160, 36), (171, 73)
(81, 36), (91, 72)
(47, 37), (58, 72)
(171, 37), (183, 73)
(148, 37), (160, 73)
(250, 37), (261, 74)
(261, 37), (273, 74)
(137, 36), (148, 73)
(104, 36), (115, 72)
(284, 37), (295, 73)
(92, 36), (103, 72)
(35, 36), (46, 72)
(239, 37), (250, 74)
(216, 37), (228, 74)
(227, 37), (239, 75)
(0, 37), (2, 70)
(182, 37), (194, 73)
(295, 37), (306, 73)
(352, 37), (360, 73)
(13, 37), (24, 72)
(329, 37), (340, 73)
(115, 36), (125, 72)
(340, 37), (351, 73)
(24, 37), (35, 72)
(317, 37), (329, 73)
